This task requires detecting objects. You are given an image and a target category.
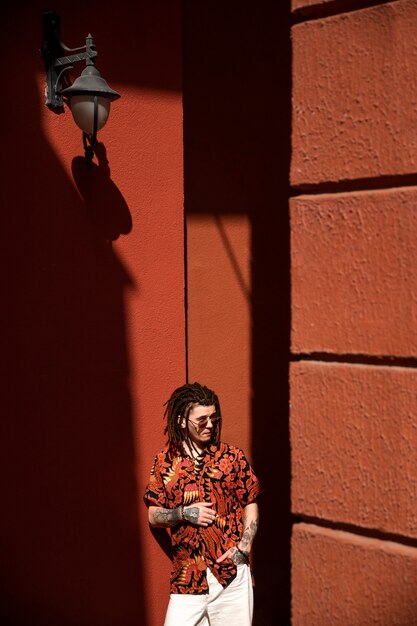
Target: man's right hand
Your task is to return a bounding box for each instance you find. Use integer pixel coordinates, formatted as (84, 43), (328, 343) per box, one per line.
(184, 502), (216, 526)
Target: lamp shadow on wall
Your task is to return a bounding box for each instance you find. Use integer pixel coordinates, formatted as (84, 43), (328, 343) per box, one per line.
(1, 9), (144, 624)
(1, 81), (145, 626)
(183, 2), (292, 624)
(2, 1), (185, 624)
(72, 142), (133, 243)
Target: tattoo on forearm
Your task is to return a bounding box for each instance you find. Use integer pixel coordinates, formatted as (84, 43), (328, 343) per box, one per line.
(184, 507), (199, 524)
(240, 519), (259, 551)
(153, 507), (182, 527)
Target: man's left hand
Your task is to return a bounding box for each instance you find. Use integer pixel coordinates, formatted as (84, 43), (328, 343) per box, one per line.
(216, 546), (248, 565)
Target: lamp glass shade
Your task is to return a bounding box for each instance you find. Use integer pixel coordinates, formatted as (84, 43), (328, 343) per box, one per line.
(70, 95), (110, 134)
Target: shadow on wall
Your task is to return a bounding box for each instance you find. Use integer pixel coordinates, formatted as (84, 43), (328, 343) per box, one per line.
(183, 2), (292, 624)
(0, 7), (144, 626)
(2, 0), (185, 622)
(72, 143), (132, 243)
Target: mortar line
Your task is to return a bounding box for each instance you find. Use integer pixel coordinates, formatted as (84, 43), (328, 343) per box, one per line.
(292, 514), (417, 549)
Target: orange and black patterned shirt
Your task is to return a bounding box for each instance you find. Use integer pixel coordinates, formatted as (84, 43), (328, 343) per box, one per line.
(144, 442), (262, 595)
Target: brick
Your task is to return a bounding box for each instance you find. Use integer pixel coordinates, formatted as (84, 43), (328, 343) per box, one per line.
(292, 523), (417, 625)
(290, 188), (417, 357)
(292, 0), (329, 8)
(292, 0), (345, 11)
(291, 361), (417, 538)
(291, 0), (417, 185)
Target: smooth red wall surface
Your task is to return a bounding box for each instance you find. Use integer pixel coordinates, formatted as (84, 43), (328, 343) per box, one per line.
(187, 215), (252, 453)
(2, 3), (183, 625)
(183, 3), (292, 624)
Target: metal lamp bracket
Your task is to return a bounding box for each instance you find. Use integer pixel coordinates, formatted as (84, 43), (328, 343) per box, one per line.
(41, 11), (98, 110)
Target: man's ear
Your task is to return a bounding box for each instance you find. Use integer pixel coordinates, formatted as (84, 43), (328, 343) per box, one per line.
(179, 415), (186, 429)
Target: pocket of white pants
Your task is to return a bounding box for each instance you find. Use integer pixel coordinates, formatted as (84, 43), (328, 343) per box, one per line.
(236, 563), (249, 576)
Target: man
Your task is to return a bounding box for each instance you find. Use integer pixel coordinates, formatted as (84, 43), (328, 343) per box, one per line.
(144, 382), (262, 626)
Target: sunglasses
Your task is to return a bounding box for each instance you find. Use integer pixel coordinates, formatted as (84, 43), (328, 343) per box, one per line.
(188, 415), (221, 428)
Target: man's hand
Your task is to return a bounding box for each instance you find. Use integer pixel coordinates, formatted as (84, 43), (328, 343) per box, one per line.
(216, 546), (248, 565)
(216, 501), (259, 565)
(184, 502), (216, 526)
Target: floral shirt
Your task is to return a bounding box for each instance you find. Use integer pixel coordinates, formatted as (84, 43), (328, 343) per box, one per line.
(144, 442), (262, 594)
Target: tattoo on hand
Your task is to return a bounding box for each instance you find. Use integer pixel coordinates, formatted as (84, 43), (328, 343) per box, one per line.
(153, 507), (182, 527)
(184, 507), (199, 524)
(231, 547), (248, 565)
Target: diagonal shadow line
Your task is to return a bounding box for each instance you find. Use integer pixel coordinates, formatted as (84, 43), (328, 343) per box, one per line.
(214, 215), (251, 302)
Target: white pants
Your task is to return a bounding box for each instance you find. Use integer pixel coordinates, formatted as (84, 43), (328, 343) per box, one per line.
(164, 564), (253, 626)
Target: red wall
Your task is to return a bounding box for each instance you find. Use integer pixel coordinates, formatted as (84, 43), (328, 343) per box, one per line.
(186, 215), (252, 454)
(183, 4), (292, 624)
(291, 0), (417, 622)
(2, 4), (296, 624)
(1, 3), (183, 625)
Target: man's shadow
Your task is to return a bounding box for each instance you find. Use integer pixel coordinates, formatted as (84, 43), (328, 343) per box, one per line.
(151, 526), (173, 560)
(72, 142), (133, 242)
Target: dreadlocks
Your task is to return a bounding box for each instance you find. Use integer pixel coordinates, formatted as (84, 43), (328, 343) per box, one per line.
(164, 382), (222, 454)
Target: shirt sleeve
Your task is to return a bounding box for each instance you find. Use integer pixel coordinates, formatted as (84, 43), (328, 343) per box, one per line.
(143, 452), (168, 508)
(234, 448), (263, 507)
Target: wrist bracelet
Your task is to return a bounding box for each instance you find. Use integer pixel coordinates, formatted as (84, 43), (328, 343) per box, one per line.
(236, 546), (249, 559)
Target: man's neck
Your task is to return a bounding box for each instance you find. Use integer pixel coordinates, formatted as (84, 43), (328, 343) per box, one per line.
(183, 441), (205, 458)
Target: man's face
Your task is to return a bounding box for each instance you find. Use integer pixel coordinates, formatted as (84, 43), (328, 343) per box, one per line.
(183, 404), (218, 451)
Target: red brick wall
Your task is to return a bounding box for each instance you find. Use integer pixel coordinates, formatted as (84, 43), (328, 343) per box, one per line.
(290, 0), (417, 622)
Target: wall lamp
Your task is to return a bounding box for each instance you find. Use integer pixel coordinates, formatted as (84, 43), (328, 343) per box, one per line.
(41, 11), (120, 165)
